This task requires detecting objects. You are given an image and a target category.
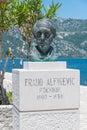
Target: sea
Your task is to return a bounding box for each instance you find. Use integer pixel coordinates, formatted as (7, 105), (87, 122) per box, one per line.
(0, 58), (87, 86)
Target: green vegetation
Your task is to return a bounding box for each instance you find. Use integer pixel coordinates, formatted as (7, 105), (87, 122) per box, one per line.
(6, 92), (12, 104)
(0, 0), (11, 31)
(0, 0), (61, 105)
(7, 0), (61, 46)
(0, 0), (61, 58)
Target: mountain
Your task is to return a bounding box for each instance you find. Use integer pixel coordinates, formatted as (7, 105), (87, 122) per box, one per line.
(53, 18), (87, 58)
(2, 17), (87, 58)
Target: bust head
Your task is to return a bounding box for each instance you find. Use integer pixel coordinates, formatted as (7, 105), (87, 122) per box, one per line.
(32, 18), (56, 55)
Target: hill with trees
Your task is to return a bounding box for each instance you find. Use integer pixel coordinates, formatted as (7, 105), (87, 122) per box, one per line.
(2, 17), (87, 58)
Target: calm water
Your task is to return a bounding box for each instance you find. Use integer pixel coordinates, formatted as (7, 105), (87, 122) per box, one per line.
(0, 58), (87, 86)
(58, 58), (87, 86)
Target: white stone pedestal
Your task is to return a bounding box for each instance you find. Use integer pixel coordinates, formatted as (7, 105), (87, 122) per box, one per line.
(12, 62), (80, 130)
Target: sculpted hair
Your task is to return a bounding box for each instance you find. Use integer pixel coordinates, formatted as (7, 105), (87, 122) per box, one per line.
(33, 18), (56, 38)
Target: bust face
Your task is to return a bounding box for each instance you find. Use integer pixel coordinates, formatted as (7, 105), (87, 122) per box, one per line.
(33, 18), (56, 55)
(35, 27), (54, 54)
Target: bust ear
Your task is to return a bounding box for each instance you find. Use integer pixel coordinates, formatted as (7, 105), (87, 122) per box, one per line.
(52, 27), (56, 38)
(50, 31), (56, 39)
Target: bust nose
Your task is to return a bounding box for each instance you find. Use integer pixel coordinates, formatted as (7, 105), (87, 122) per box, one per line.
(41, 33), (45, 41)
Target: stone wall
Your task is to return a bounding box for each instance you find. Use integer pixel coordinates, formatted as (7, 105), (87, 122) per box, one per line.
(0, 105), (12, 130)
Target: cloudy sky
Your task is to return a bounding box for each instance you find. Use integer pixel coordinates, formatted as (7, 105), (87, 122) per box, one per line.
(43, 0), (87, 19)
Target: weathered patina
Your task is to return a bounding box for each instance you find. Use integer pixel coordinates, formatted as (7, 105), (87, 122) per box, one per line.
(29, 18), (57, 61)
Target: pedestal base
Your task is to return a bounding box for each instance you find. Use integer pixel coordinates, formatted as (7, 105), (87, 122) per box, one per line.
(23, 62), (66, 70)
(13, 62), (80, 130)
(13, 106), (79, 130)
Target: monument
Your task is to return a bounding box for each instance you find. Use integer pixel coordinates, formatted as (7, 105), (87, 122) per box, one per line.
(12, 18), (80, 130)
(29, 18), (58, 61)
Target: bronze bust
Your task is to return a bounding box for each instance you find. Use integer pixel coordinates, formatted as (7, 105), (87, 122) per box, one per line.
(29, 18), (57, 61)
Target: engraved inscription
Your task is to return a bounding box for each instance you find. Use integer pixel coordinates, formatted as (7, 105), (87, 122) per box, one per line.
(25, 78), (43, 86)
(37, 87), (63, 100)
(47, 78), (75, 86)
(25, 77), (75, 87)
(24, 77), (76, 101)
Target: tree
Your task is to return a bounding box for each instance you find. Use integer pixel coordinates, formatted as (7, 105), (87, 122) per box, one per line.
(0, 0), (12, 61)
(0, 0), (61, 104)
(8, 0), (62, 49)
(0, 47), (12, 104)
(0, 0), (62, 59)
(0, 0), (13, 104)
